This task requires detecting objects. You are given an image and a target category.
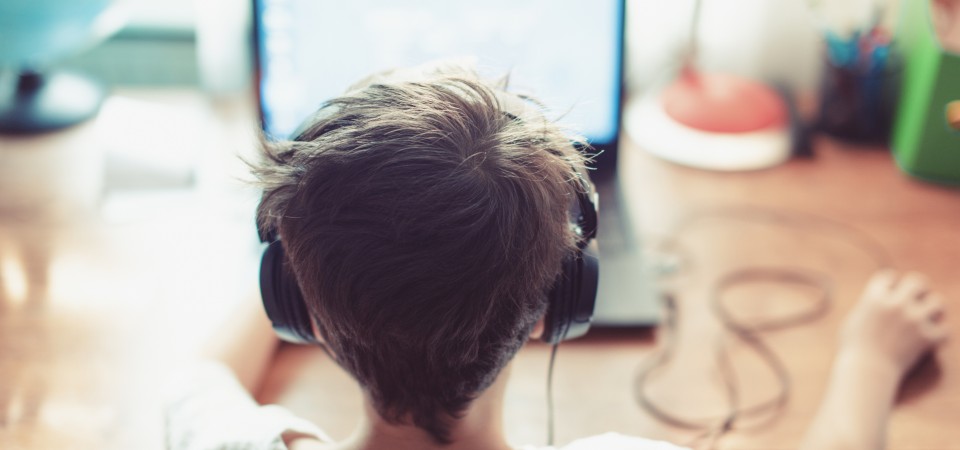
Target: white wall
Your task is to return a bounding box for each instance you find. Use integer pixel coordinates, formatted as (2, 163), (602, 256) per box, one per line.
(124, 0), (828, 96)
(626, 0), (823, 95)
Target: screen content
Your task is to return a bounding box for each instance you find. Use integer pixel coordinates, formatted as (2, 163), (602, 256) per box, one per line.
(256, 0), (622, 145)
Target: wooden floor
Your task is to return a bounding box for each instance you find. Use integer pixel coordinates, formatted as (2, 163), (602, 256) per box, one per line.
(1, 89), (958, 449)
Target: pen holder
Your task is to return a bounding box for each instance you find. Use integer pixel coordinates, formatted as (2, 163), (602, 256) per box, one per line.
(816, 50), (901, 144)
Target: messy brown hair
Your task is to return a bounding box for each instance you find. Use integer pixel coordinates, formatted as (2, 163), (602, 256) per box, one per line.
(253, 68), (587, 443)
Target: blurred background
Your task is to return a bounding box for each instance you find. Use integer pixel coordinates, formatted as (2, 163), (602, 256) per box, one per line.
(0, 0), (958, 449)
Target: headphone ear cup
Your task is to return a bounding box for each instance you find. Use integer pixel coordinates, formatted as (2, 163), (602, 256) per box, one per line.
(541, 240), (599, 344)
(259, 241), (320, 344)
(542, 254), (575, 345)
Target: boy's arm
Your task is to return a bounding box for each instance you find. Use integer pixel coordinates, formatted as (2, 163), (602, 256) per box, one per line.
(201, 290), (281, 394)
(798, 348), (901, 449)
(800, 271), (949, 450)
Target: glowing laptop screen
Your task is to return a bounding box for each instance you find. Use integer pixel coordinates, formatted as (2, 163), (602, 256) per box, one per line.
(255, 0), (624, 147)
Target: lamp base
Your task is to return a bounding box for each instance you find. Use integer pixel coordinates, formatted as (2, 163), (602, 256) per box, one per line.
(627, 70), (793, 171)
(626, 93), (792, 171)
(0, 70), (105, 134)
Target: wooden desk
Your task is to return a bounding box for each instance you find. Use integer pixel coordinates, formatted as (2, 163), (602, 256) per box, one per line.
(261, 137), (960, 450)
(1, 90), (958, 449)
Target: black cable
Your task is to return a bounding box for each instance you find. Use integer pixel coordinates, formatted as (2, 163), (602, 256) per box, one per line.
(546, 342), (560, 447)
(634, 206), (894, 449)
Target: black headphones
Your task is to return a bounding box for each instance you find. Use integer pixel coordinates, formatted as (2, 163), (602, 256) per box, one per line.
(539, 179), (600, 344)
(258, 109), (600, 345)
(258, 177), (599, 345)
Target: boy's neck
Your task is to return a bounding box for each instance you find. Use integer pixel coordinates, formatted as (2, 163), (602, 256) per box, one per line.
(346, 368), (514, 450)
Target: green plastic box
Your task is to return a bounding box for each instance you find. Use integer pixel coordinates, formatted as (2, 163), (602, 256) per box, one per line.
(892, 0), (960, 185)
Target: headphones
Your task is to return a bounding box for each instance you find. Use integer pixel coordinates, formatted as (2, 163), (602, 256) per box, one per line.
(258, 177), (600, 345)
(539, 179), (600, 344)
(258, 111), (600, 345)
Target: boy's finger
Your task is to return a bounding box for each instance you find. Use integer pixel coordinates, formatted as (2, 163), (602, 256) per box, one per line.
(865, 269), (898, 297)
(893, 272), (930, 302)
(917, 293), (946, 323)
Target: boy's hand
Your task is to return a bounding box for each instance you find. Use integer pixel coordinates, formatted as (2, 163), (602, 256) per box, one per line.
(801, 270), (949, 450)
(840, 270), (949, 378)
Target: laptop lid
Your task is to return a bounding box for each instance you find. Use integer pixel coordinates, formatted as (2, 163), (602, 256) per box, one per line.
(253, 0), (625, 174)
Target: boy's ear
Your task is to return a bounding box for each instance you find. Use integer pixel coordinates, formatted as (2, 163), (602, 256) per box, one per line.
(530, 318), (545, 340)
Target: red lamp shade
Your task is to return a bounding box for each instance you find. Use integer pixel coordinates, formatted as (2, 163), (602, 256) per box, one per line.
(661, 69), (787, 134)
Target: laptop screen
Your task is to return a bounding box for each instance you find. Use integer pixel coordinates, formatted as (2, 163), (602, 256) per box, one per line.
(253, 0), (624, 154)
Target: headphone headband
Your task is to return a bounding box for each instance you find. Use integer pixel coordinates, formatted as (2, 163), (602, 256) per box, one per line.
(257, 103), (599, 346)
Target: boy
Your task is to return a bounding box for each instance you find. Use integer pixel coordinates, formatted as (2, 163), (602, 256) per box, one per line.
(165, 67), (948, 450)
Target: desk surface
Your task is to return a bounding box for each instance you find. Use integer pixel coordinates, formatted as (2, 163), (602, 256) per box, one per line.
(0, 90), (958, 449)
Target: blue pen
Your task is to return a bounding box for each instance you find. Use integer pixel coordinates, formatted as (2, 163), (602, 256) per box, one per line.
(870, 44), (889, 74)
(827, 30), (860, 67)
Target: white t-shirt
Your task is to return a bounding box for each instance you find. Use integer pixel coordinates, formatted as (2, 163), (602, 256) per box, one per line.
(164, 362), (688, 450)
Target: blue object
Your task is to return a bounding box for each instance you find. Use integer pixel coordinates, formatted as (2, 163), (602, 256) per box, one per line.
(826, 30), (860, 67)
(0, 0), (120, 67)
(0, 0), (122, 133)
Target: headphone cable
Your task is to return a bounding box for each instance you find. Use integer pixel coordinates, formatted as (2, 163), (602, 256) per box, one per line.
(546, 342), (560, 447)
(634, 206), (893, 449)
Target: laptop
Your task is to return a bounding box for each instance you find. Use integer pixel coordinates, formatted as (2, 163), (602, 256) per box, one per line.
(253, 0), (660, 326)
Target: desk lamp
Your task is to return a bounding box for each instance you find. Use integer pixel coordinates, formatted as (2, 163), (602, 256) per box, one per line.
(627, 0), (792, 171)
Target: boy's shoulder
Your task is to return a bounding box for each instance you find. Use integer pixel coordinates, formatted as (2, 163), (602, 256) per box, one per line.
(520, 433), (690, 450)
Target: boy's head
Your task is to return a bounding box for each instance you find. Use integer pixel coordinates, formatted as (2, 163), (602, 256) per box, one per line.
(253, 67), (589, 443)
